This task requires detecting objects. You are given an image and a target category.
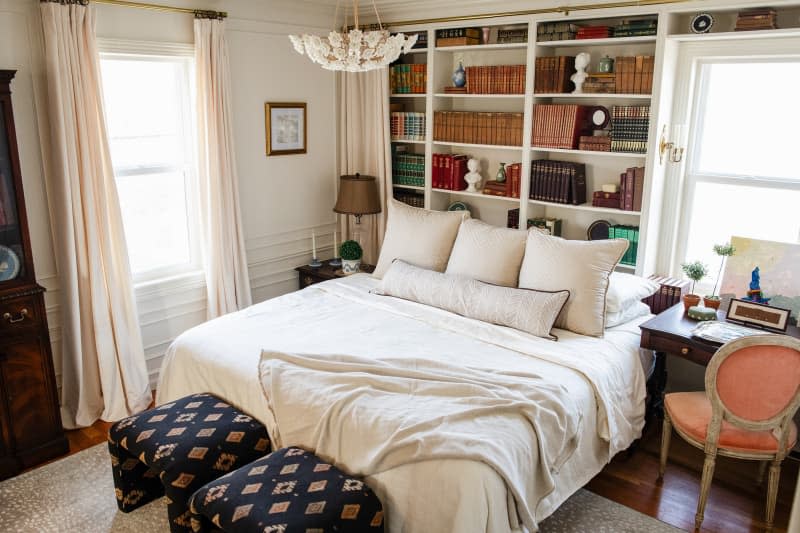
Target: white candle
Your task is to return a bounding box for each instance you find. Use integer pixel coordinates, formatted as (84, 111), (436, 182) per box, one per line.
(333, 230), (338, 258)
(312, 231), (317, 258)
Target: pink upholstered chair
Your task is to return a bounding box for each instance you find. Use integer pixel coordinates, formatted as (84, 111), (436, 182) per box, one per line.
(658, 334), (800, 532)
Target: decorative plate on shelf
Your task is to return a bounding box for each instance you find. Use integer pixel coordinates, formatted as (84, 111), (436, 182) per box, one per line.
(690, 13), (714, 34)
(0, 245), (20, 281)
(591, 106), (611, 129)
(448, 201), (470, 214)
(587, 220), (611, 241)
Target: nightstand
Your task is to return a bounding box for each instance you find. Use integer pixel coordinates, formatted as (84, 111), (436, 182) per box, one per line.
(295, 263), (376, 290)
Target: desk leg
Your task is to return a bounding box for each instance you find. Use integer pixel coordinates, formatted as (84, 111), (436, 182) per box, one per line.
(647, 351), (668, 421)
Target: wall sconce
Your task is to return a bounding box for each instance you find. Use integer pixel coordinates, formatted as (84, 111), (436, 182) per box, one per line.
(659, 124), (685, 164)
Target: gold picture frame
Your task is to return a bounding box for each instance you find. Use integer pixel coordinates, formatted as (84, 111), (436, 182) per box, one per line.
(265, 102), (307, 156)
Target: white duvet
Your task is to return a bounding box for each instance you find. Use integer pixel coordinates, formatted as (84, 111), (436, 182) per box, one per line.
(157, 274), (647, 532)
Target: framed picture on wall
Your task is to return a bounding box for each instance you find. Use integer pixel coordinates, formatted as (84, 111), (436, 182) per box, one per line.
(265, 102), (307, 156)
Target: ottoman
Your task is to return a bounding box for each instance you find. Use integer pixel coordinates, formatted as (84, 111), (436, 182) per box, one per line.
(189, 447), (384, 532)
(108, 392), (271, 533)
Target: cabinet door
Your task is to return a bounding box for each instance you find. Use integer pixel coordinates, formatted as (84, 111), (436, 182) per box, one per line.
(0, 337), (60, 450)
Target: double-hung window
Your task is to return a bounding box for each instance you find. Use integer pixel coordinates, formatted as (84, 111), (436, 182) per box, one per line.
(99, 44), (201, 284)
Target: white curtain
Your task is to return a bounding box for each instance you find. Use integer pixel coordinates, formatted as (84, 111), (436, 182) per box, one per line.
(194, 17), (252, 318)
(338, 70), (393, 265)
(39, 2), (151, 429)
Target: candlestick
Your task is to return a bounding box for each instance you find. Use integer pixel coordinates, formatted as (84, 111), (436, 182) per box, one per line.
(309, 230), (321, 267)
(329, 229), (342, 267)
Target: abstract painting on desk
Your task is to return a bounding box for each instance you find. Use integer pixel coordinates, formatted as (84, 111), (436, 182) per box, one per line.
(719, 236), (800, 326)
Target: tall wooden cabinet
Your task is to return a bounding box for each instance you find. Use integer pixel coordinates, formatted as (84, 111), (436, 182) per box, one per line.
(0, 70), (67, 480)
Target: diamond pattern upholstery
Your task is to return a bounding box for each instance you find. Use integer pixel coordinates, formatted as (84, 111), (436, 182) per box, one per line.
(189, 447), (384, 533)
(108, 393), (271, 533)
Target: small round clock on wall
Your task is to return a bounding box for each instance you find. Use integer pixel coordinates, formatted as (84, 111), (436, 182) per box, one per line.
(690, 13), (715, 33)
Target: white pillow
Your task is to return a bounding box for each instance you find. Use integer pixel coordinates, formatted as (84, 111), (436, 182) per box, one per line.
(379, 260), (569, 340)
(374, 200), (469, 279)
(606, 272), (660, 314)
(445, 219), (527, 287)
(518, 230), (628, 337)
(606, 301), (652, 328)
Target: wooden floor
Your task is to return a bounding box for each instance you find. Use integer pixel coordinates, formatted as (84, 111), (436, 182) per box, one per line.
(61, 417), (797, 532)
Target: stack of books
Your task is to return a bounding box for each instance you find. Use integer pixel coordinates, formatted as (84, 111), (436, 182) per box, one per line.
(529, 160), (587, 205)
(532, 104), (594, 149)
(610, 106), (650, 153)
(393, 190), (425, 208)
(579, 135), (611, 152)
(390, 112), (426, 141)
(583, 73), (616, 93)
(536, 22), (577, 42)
(612, 18), (658, 37)
(497, 28), (528, 44)
(609, 225), (639, 266)
(432, 154), (468, 190)
(390, 64), (427, 94)
(483, 163), (522, 198)
(436, 28), (481, 47)
(465, 65), (526, 94)
(614, 56), (654, 94)
(642, 276), (692, 314)
(507, 209), (563, 236)
(592, 190), (621, 209)
(736, 8), (778, 30)
(391, 148), (425, 188)
(433, 111), (524, 146)
(576, 25), (611, 39)
(533, 56), (575, 93)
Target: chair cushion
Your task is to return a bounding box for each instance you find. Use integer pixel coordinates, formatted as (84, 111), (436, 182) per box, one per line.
(665, 391), (798, 454)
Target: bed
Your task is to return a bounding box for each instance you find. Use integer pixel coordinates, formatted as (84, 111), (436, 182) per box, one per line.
(156, 273), (650, 533)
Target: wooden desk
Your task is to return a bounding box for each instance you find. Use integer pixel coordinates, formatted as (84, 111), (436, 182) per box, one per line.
(640, 303), (800, 419)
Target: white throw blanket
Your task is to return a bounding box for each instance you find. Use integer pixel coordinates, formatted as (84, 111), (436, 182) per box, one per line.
(259, 351), (580, 531)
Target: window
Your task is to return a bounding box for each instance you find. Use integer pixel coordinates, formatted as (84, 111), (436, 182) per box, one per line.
(99, 48), (200, 283)
(673, 53), (800, 290)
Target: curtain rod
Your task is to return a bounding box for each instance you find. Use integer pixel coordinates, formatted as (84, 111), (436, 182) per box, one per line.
(92, 0), (226, 19)
(385, 0), (692, 28)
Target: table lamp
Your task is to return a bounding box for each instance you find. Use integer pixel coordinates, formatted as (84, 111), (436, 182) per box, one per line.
(332, 173), (381, 266)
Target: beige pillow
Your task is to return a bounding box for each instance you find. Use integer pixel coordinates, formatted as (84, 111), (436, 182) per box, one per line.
(445, 219), (527, 287)
(374, 200), (469, 278)
(380, 260), (569, 339)
(518, 230), (628, 337)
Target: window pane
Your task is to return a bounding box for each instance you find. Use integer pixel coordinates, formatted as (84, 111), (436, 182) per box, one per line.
(694, 62), (800, 180)
(115, 171), (192, 274)
(684, 181), (800, 287)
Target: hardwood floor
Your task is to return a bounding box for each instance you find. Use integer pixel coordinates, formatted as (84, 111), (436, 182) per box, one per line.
(58, 416), (798, 532)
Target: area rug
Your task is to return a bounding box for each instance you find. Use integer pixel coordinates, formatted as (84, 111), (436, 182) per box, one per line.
(0, 444), (682, 532)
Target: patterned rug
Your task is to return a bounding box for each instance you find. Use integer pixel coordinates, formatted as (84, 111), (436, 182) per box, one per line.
(0, 444), (682, 532)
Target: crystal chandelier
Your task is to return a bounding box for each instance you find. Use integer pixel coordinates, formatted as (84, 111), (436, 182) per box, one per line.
(289, 0), (418, 72)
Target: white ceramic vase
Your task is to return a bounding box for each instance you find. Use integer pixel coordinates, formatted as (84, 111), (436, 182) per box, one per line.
(342, 259), (361, 275)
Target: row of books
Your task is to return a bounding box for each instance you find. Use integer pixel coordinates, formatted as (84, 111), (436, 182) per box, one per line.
(642, 276), (691, 314)
(465, 65), (526, 94)
(536, 22), (578, 42)
(393, 190), (424, 208)
(610, 105), (650, 153)
(529, 160), (587, 205)
(390, 64), (427, 94)
(612, 19), (658, 37)
(436, 27), (481, 47)
(497, 28), (528, 44)
(615, 56), (654, 94)
(609, 225), (639, 266)
(507, 209), (563, 236)
(391, 149), (425, 188)
(531, 104), (593, 150)
(433, 111), (524, 147)
(735, 8), (777, 31)
(406, 31), (428, 49)
(483, 163), (522, 198)
(576, 25), (612, 39)
(390, 112), (426, 141)
(432, 154), (468, 190)
(533, 56), (575, 94)
(590, 166), (644, 211)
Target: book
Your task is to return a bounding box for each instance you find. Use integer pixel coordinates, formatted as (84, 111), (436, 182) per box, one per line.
(436, 37), (480, 47)
(532, 104), (593, 149)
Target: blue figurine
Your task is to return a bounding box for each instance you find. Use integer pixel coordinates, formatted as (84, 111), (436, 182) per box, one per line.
(452, 61), (466, 88)
(744, 266), (770, 304)
(750, 267), (760, 290)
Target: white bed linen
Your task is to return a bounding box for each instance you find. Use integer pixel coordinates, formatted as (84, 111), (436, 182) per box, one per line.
(156, 274), (648, 533)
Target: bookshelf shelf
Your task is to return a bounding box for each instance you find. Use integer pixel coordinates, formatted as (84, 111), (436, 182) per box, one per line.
(435, 42), (528, 52)
(433, 141), (522, 151)
(670, 27), (800, 42)
(433, 188), (520, 203)
(391, 94), (426, 98)
(392, 184), (425, 191)
(531, 147), (647, 158)
(391, 139), (426, 145)
(528, 198), (641, 216)
(433, 93), (526, 99)
(535, 35), (656, 47)
(534, 93), (651, 100)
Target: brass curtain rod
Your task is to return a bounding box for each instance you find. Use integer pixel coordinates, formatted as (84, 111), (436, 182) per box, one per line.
(92, 0), (226, 19)
(385, 0), (692, 28)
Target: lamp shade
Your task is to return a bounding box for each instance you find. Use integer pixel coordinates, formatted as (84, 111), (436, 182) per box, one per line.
(333, 173), (382, 216)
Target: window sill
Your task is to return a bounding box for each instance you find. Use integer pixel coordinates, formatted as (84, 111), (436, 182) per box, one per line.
(134, 270), (206, 300)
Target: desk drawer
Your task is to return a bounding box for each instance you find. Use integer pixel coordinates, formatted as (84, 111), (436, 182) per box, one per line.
(648, 334), (715, 367)
(0, 294), (43, 336)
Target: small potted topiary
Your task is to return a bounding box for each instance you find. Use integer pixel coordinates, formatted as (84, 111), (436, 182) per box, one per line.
(339, 240), (363, 275)
(704, 242), (736, 310)
(681, 260), (708, 311)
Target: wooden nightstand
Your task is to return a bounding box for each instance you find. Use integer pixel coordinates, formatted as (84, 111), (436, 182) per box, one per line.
(295, 263), (376, 290)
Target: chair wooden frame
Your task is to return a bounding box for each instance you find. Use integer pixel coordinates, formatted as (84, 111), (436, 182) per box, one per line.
(658, 334), (800, 532)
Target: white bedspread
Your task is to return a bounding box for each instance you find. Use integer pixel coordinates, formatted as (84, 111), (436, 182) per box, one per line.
(157, 274), (647, 533)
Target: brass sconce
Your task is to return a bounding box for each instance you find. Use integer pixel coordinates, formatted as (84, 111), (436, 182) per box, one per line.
(659, 124), (685, 164)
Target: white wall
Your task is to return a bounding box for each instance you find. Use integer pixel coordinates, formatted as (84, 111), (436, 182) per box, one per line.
(0, 0), (337, 391)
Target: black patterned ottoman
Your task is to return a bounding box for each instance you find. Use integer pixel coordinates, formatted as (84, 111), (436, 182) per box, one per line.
(108, 393), (271, 533)
(189, 447), (384, 532)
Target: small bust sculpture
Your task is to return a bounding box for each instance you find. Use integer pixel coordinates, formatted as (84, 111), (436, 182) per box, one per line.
(464, 158), (482, 192)
(571, 52), (591, 94)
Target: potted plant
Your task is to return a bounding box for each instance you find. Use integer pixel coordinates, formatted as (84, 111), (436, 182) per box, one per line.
(339, 240), (363, 275)
(704, 242), (736, 310)
(681, 260), (708, 311)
